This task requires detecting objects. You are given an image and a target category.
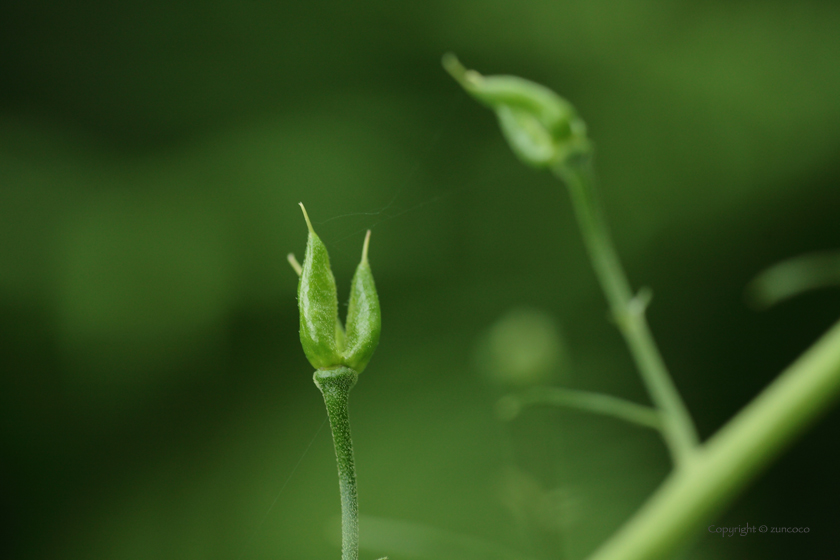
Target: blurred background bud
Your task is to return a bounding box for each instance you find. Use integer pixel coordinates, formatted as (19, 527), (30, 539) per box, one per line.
(444, 54), (589, 168)
(473, 306), (567, 388)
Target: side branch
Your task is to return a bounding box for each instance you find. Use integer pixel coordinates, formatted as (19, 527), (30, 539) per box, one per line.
(499, 387), (662, 430)
(553, 160), (699, 465)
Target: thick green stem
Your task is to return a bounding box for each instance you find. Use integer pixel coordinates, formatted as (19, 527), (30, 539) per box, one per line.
(314, 366), (360, 560)
(587, 317), (840, 560)
(553, 158), (699, 465)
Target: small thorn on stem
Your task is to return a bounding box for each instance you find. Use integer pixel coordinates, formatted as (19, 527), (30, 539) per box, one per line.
(287, 253), (302, 276)
(362, 230), (371, 264)
(299, 202), (315, 234)
(629, 287), (653, 316)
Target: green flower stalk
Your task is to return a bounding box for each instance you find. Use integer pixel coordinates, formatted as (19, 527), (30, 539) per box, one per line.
(444, 54), (698, 465)
(290, 203), (381, 560)
(444, 55), (840, 560)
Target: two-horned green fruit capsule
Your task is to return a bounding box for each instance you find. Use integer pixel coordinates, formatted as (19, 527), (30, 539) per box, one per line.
(442, 53), (590, 169)
(290, 203), (381, 373)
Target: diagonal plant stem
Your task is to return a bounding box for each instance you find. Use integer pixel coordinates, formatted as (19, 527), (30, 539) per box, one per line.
(586, 316), (840, 560)
(500, 387), (662, 430)
(553, 157), (699, 465)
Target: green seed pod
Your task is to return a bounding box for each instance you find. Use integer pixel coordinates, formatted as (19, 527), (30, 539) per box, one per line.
(292, 204), (380, 373)
(343, 231), (381, 373)
(442, 53), (590, 169)
(297, 203), (342, 369)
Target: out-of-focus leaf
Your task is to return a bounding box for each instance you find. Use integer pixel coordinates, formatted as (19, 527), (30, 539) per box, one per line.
(747, 251), (840, 309)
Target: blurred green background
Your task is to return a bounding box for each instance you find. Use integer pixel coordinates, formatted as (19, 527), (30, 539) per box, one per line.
(2, 1), (840, 559)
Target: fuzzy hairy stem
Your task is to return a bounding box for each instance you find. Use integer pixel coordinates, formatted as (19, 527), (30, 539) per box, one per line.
(315, 366), (360, 560)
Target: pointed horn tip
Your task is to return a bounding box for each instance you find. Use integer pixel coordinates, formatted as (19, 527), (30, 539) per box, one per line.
(298, 202), (315, 234)
(362, 230), (371, 264)
(287, 253), (302, 276)
(442, 53), (482, 88)
(442, 53), (467, 80)
(441, 52), (459, 69)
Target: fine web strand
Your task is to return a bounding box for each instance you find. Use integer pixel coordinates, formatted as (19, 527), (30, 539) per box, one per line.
(305, 94), (479, 256)
(317, 92), (465, 230)
(237, 416), (328, 560)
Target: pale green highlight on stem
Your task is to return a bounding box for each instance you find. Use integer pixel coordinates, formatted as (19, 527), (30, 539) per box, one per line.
(499, 387), (662, 431)
(587, 317), (840, 560)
